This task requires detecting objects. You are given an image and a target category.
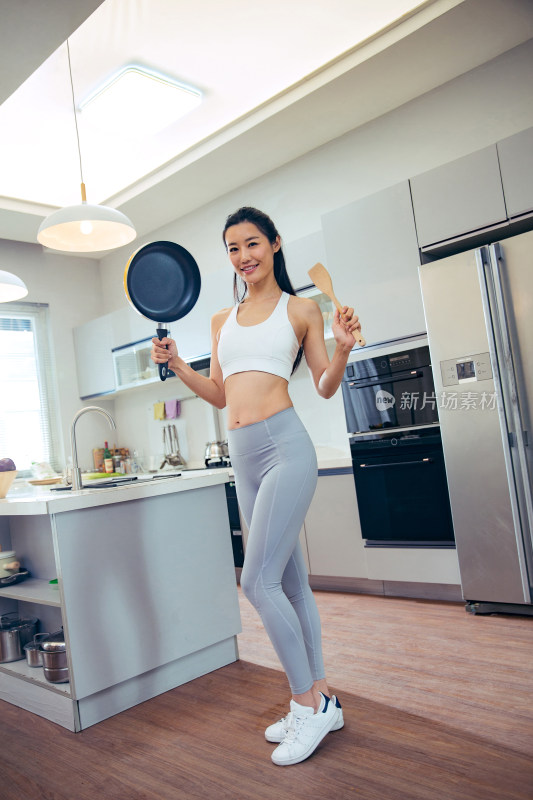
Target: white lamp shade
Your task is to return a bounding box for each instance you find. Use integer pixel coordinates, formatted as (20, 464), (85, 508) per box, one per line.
(0, 270), (28, 302)
(37, 202), (136, 253)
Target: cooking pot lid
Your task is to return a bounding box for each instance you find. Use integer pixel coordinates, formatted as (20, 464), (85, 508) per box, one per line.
(0, 613), (38, 630)
(40, 629), (66, 650)
(0, 613), (21, 630)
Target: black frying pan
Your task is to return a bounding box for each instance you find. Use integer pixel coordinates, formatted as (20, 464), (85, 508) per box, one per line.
(124, 241), (201, 381)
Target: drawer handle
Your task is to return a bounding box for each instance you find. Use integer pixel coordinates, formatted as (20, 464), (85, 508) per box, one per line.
(359, 458), (434, 468)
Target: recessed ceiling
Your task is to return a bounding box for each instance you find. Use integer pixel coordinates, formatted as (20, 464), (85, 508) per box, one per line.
(0, 0), (427, 209)
(0, 0), (532, 250)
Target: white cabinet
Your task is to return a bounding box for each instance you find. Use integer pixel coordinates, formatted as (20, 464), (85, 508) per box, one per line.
(303, 472), (366, 578)
(72, 269), (233, 398)
(321, 181), (425, 346)
(111, 305), (155, 348)
(73, 314), (115, 399)
(284, 231), (328, 290)
(0, 479), (240, 731)
(410, 145), (507, 248)
(497, 126), (533, 219)
(112, 338), (158, 389)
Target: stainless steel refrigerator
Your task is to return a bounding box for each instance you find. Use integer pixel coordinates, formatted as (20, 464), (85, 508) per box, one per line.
(419, 230), (533, 614)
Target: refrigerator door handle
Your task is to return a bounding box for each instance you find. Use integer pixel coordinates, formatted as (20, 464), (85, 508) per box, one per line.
(477, 245), (533, 595)
(489, 243), (532, 447)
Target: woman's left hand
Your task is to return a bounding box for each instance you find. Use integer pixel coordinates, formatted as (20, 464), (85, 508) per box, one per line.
(332, 306), (361, 349)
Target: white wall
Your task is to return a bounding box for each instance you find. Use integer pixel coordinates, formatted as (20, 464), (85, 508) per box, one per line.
(97, 38), (533, 463)
(111, 379), (220, 472)
(0, 238), (115, 469)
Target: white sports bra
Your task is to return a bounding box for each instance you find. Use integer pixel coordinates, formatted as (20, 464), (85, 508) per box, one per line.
(217, 292), (300, 383)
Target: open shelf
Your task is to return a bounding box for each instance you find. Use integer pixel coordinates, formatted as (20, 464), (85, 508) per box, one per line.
(0, 578), (61, 607)
(0, 658), (71, 696)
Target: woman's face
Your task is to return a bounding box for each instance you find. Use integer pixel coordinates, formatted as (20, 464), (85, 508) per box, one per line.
(225, 222), (280, 286)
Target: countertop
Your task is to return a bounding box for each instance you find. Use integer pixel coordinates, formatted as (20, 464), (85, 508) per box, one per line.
(0, 470), (229, 516)
(1, 447), (352, 516)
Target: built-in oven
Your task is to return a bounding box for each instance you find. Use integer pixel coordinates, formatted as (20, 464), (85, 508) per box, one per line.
(342, 345), (455, 547)
(342, 345), (438, 434)
(351, 428), (454, 546)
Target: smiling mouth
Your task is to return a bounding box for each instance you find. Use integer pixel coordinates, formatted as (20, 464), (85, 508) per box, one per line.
(241, 265), (258, 274)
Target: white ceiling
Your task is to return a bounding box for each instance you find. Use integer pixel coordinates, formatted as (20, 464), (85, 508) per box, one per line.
(1, 0), (533, 252)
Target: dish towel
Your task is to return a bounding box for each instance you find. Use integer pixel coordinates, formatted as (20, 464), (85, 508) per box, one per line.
(153, 402), (166, 420)
(165, 399), (181, 419)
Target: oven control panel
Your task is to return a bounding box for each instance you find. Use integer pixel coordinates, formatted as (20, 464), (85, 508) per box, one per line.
(440, 352), (492, 386)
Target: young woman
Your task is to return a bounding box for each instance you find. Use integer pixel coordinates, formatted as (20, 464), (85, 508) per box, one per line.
(151, 207), (361, 766)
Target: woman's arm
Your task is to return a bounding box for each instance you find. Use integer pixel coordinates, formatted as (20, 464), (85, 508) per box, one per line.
(151, 311), (228, 409)
(301, 300), (360, 399)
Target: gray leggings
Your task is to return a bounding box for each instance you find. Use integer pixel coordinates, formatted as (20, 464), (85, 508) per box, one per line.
(228, 407), (325, 694)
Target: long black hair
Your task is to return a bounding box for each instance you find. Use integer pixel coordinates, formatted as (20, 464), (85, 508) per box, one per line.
(222, 206), (303, 373)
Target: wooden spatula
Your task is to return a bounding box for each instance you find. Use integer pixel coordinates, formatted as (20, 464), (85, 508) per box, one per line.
(308, 262), (366, 347)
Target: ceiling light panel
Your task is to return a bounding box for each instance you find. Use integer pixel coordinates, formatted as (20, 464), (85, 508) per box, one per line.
(78, 66), (202, 139)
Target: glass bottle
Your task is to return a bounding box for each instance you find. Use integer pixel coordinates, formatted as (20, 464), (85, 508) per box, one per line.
(103, 441), (114, 474)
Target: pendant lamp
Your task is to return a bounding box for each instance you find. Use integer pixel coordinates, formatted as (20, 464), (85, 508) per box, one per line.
(0, 270), (28, 302)
(37, 41), (136, 253)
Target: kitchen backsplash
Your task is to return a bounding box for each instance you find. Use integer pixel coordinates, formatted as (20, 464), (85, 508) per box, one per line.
(111, 379), (220, 470)
(90, 338), (350, 471)
(70, 338), (351, 473)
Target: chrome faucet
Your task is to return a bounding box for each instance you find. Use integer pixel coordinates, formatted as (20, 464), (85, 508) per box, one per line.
(70, 406), (116, 490)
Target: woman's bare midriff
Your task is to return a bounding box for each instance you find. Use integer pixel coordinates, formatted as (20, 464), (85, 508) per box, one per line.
(224, 371), (293, 429)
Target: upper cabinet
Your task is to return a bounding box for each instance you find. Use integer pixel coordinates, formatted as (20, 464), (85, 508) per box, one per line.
(284, 230), (327, 290)
(321, 181), (425, 346)
(111, 305), (155, 347)
(73, 314), (116, 399)
(497, 127), (533, 219)
(72, 267), (234, 399)
(409, 145), (507, 249)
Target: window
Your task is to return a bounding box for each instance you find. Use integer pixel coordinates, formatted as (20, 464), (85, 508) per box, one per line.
(0, 302), (61, 476)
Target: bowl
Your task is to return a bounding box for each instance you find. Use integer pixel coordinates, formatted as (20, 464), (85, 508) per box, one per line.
(0, 471), (17, 499)
(0, 550), (18, 578)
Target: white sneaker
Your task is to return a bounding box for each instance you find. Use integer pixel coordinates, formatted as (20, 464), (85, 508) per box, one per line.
(271, 693), (337, 766)
(265, 694), (344, 743)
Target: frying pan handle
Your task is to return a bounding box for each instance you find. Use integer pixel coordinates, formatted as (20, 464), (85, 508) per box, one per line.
(156, 326), (169, 381)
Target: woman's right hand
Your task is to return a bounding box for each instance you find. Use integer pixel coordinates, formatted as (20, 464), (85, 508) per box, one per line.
(151, 336), (179, 372)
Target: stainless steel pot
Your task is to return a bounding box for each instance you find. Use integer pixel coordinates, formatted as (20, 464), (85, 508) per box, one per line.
(43, 665), (69, 683)
(0, 613), (39, 663)
(24, 633), (50, 667)
(40, 629), (69, 683)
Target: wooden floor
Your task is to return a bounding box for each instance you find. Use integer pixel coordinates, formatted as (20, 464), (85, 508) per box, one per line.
(1, 589), (533, 800)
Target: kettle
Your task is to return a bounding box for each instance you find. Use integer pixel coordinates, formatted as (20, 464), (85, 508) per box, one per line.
(205, 441), (229, 462)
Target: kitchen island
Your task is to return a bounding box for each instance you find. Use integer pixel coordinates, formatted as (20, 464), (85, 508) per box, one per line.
(0, 473), (241, 731)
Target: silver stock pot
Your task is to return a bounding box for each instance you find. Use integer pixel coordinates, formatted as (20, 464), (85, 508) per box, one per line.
(40, 629), (69, 683)
(0, 613), (39, 662)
